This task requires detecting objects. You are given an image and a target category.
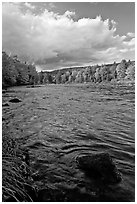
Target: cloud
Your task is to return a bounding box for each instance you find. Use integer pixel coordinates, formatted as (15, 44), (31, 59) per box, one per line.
(127, 32), (135, 38)
(48, 2), (56, 9)
(2, 3), (135, 70)
(24, 2), (35, 10)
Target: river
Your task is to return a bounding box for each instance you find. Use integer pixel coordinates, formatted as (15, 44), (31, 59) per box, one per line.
(2, 82), (135, 201)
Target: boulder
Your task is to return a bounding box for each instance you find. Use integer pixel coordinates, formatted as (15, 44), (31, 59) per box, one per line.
(9, 98), (22, 103)
(76, 152), (122, 184)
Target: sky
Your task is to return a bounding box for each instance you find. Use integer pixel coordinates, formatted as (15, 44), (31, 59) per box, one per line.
(2, 2), (135, 71)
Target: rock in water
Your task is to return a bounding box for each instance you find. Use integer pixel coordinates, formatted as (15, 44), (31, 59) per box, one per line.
(76, 152), (122, 184)
(9, 98), (22, 103)
(2, 90), (7, 94)
(2, 102), (9, 107)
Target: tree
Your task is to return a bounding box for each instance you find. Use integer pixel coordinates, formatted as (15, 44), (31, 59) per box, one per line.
(90, 65), (98, 82)
(83, 67), (91, 82)
(61, 74), (67, 83)
(94, 67), (102, 82)
(47, 73), (53, 83)
(109, 62), (117, 80)
(65, 71), (70, 82)
(2, 52), (18, 87)
(116, 59), (127, 80)
(126, 59), (131, 67)
(28, 64), (38, 85)
(68, 75), (72, 83)
(38, 71), (45, 84)
(55, 71), (62, 84)
(82, 72), (88, 82)
(100, 65), (109, 81)
(75, 70), (84, 83)
(71, 70), (77, 82)
(125, 64), (135, 80)
(15, 62), (29, 85)
(2, 51), (38, 86)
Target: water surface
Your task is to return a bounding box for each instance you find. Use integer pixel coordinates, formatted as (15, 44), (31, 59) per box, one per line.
(2, 82), (135, 201)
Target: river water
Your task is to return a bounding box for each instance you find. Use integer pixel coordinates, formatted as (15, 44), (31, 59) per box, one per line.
(2, 82), (135, 201)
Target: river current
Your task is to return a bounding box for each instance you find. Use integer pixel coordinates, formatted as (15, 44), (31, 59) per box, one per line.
(2, 82), (135, 201)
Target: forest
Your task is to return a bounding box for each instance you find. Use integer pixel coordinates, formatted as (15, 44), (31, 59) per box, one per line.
(2, 51), (135, 88)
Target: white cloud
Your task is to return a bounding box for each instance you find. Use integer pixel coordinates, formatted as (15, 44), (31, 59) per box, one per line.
(127, 32), (135, 38)
(24, 2), (35, 10)
(64, 10), (75, 17)
(2, 3), (135, 70)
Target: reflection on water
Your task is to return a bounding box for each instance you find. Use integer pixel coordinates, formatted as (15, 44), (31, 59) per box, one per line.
(2, 82), (135, 201)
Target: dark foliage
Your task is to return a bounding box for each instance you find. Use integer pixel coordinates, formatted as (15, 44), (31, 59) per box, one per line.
(2, 51), (38, 88)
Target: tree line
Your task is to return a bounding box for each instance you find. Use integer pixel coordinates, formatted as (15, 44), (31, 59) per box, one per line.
(2, 51), (135, 88)
(39, 59), (135, 84)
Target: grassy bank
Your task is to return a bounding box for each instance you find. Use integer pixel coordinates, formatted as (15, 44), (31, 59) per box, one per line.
(2, 135), (35, 202)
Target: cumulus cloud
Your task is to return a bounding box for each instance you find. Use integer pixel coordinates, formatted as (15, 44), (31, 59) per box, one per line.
(127, 32), (135, 38)
(2, 3), (135, 70)
(24, 2), (35, 10)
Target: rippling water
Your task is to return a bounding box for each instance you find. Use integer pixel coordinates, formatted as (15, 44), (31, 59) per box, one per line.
(2, 82), (135, 201)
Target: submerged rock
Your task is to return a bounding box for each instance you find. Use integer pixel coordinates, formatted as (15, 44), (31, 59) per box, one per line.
(2, 102), (9, 107)
(76, 152), (122, 184)
(2, 90), (7, 94)
(9, 97), (22, 103)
